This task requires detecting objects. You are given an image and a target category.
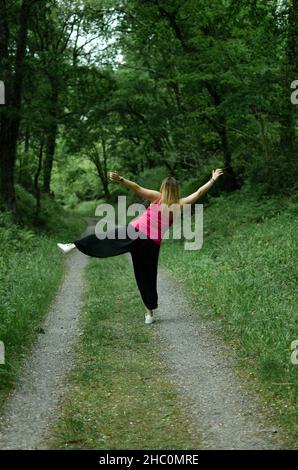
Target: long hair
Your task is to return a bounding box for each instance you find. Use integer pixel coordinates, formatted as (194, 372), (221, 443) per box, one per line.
(159, 176), (181, 207)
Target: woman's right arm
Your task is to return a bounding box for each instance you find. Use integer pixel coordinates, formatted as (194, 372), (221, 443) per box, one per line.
(109, 171), (161, 202)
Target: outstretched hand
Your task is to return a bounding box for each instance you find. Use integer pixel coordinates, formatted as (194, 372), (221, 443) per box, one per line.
(212, 168), (224, 181)
(109, 170), (122, 183)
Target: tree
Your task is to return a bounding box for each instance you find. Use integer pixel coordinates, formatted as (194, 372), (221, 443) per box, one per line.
(0, 0), (36, 210)
(280, 0), (298, 154)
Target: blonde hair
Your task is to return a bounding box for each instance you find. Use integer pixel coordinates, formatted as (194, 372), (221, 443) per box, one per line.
(159, 176), (181, 206)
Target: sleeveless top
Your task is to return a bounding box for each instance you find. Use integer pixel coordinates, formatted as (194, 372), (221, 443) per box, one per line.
(129, 198), (174, 245)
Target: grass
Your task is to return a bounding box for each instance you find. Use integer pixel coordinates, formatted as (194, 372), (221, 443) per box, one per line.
(2, 183), (297, 448)
(70, 199), (101, 217)
(0, 193), (85, 410)
(160, 186), (298, 447)
(48, 254), (202, 450)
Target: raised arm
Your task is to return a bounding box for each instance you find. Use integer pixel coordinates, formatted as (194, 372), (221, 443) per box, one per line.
(109, 171), (161, 202)
(180, 169), (224, 205)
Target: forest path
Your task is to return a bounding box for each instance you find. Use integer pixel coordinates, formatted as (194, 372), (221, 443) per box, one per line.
(153, 266), (285, 450)
(0, 220), (95, 450)
(0, 219), (285, 450)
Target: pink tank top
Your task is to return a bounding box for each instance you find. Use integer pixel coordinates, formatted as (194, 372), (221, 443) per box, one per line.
(129, 198), (173, 244)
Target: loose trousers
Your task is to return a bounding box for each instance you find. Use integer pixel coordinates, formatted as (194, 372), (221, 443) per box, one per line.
(74, 225), (160, 310)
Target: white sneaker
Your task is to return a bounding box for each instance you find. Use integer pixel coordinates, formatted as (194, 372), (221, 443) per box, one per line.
(145, 314), (155, 324)
(57, 243), (76, 254)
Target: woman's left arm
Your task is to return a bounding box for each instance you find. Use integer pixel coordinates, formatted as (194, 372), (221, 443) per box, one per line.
(180, 169), (224, 205)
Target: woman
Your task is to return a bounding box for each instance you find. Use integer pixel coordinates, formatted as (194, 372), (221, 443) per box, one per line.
(57, 168), (224, 324)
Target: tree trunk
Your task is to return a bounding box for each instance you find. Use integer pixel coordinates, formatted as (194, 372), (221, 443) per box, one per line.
(18, 128), (34, 191)
(43, 121), (58, 194)
(34, 138), (44, 220)
(205, 84), (239, 191)
(0, 0), (32, 211)
(18, 127), (29, 177)
(100, 138), (110, 199)
(0, 0), (13, 210)
(217, 119), (239, 191)
(43, 85), (59, 194)
(90, 142), (111, 200)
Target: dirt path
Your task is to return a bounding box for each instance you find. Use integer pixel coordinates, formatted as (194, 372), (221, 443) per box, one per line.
(0, 221), (94, 450)
(154, 266), (285, 450)
(0, 223), (285, 450)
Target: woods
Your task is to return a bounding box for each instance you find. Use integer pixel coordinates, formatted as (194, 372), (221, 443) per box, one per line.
(0, 0), (297, 213)
(0, 1), (298, 451)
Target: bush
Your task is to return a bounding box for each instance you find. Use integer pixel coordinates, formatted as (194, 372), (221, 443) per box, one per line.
(15, 184), (36, 223)
(246, 152), (298, 197)
(0, 209), (38, 253)
(3, 184), (85, 240)
(0, 201), (84, 408)
(73, 199), (103, 216)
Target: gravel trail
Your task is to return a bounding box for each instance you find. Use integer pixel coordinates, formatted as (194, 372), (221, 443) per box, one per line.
(154, 266), (284, 450)
(0, 223), (285, 450)
(0, 221), (94, 450)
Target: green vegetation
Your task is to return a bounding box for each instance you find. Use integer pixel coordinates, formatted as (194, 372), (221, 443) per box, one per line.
(48, 254), (201, 450)
(1, 1), (297, 212)
(0, 188), (85, 409)
(161, 188), (298, 446)
(0, 0), (297, 448)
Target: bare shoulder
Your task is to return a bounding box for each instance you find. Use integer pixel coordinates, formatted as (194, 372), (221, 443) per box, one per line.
(149, 191), (162, 202)
(138, 187), (161, 202)
(178, 197), (188, 206)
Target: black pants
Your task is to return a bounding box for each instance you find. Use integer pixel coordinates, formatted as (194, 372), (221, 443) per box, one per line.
(74, 225), (160, 310)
